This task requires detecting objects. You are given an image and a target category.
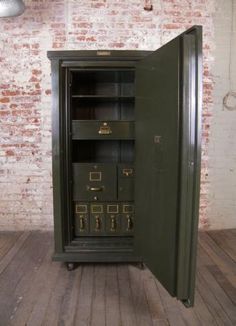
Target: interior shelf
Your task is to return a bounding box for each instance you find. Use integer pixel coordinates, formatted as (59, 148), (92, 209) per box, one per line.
(71, 70), (135, 97)
(72, 98), (134, 121)
(72, 140), (135, 163)
(71, 95), (135, 100)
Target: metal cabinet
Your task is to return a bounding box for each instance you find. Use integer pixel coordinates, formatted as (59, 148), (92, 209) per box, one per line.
(47, 26), (202, 306)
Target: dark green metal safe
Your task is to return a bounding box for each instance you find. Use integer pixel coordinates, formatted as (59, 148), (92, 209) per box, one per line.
(47, 26), (202, 306)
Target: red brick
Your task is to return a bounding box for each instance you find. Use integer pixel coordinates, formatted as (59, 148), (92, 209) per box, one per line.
(0, 0), (215, 230)
(2, 90), (20, 96)
(0, 97), (10, 103)
(5, 150), (15, 156)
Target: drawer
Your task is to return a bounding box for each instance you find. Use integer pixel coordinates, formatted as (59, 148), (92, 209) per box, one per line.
(74, 202), (89, 236)
(72, 121), (134, 140)
(106, 203), (121, 235)
(118, 164), (134, 201)
(73, 163), (117, 201)
(90, 203), (106, 234)
(120, 203), (134, 235)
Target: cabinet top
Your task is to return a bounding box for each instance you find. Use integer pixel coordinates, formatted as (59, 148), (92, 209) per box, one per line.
(47, 50), (151, 61)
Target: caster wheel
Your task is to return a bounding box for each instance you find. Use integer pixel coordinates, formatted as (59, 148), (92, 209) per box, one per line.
(138, 262), (145, 270)
(66, 262), (75, 271)
(183, 299), (192, 308)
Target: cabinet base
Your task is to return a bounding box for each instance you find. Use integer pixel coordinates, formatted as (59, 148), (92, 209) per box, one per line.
(52, 252), (141, 263)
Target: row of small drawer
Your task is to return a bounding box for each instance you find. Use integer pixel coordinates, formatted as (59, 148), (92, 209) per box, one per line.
(74, 202), (134, 236)
(73, 163), (134, 201)
(72, 121), (134, 140)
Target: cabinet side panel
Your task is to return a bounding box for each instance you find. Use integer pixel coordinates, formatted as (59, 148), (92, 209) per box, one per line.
(51, 59), (64, 254)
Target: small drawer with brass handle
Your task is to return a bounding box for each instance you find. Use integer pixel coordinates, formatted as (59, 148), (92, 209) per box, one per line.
(73, 163), (117, 201)
(106, 214), (120, 234)
(74, 202), (89, 236)
(75, 214), (89, 235)
(90, 203), (105, 234)
(90, 214), (105, 233)
(72, 121), (134, 140)
(120, 203), (134, 235)
(118, 164), (134, 201)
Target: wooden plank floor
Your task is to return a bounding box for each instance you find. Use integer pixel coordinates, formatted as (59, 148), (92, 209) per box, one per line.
(0, 230), (235, 326)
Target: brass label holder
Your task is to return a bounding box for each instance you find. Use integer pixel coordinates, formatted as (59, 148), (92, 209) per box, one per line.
(107, 204), (119, 214)
(123, 204), (134, 213)
(122, 168), (133, 177)
(76, 204), (88, 214)
(89, 171), (102, 181)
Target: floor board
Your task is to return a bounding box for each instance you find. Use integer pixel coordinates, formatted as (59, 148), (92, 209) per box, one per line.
(0, 229), (235, 326)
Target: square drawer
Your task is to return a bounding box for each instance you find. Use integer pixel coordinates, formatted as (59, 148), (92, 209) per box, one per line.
(73, 163), (117, 201)
(72, 121), (134, 140)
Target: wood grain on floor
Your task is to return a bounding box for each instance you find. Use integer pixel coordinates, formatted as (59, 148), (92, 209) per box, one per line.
(0, 230), (235, 326)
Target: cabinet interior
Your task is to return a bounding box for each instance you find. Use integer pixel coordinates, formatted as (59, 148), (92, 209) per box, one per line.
(70, 68), (136, 238)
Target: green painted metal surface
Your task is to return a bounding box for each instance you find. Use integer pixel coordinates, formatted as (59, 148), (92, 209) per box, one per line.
(134, 26), (202, 305)
(48, 27), (202, 306)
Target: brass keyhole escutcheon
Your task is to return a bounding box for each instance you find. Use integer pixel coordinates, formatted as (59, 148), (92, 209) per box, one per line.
(79, 215), (85, 231)
(95, 216), (101, 231)
(110, 215), (116, 232)
(127, 215), (133, 231)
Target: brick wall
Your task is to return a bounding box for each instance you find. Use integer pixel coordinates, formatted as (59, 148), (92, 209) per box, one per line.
(206, 0), (236, 229)
(0, 0), (215, 230)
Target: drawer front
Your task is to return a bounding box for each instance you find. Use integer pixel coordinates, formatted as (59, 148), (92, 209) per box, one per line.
(90, 203), (105, 234)
(74, 202), (90, 236)
(72, 121), (134, 140)
(106, 203), (121, 235)
(120, 203), (134, 235)
(118, 164), (134, 201)
(73, 163), (117, 201)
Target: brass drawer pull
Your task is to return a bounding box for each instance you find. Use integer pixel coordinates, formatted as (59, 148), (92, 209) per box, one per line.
(110, 216), (116, 232)
(127, 215), (133, 231)
(95, 216), (101, 231)
(98, 122), (112, 135)
(79, 216), (85, 231)
(90, 187), (103, 192)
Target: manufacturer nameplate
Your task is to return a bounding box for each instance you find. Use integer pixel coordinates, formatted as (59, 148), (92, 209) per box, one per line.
(97, 51), (111, 56)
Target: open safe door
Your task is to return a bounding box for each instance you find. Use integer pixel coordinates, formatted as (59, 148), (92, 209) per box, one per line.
(134, 26), (202, 307)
